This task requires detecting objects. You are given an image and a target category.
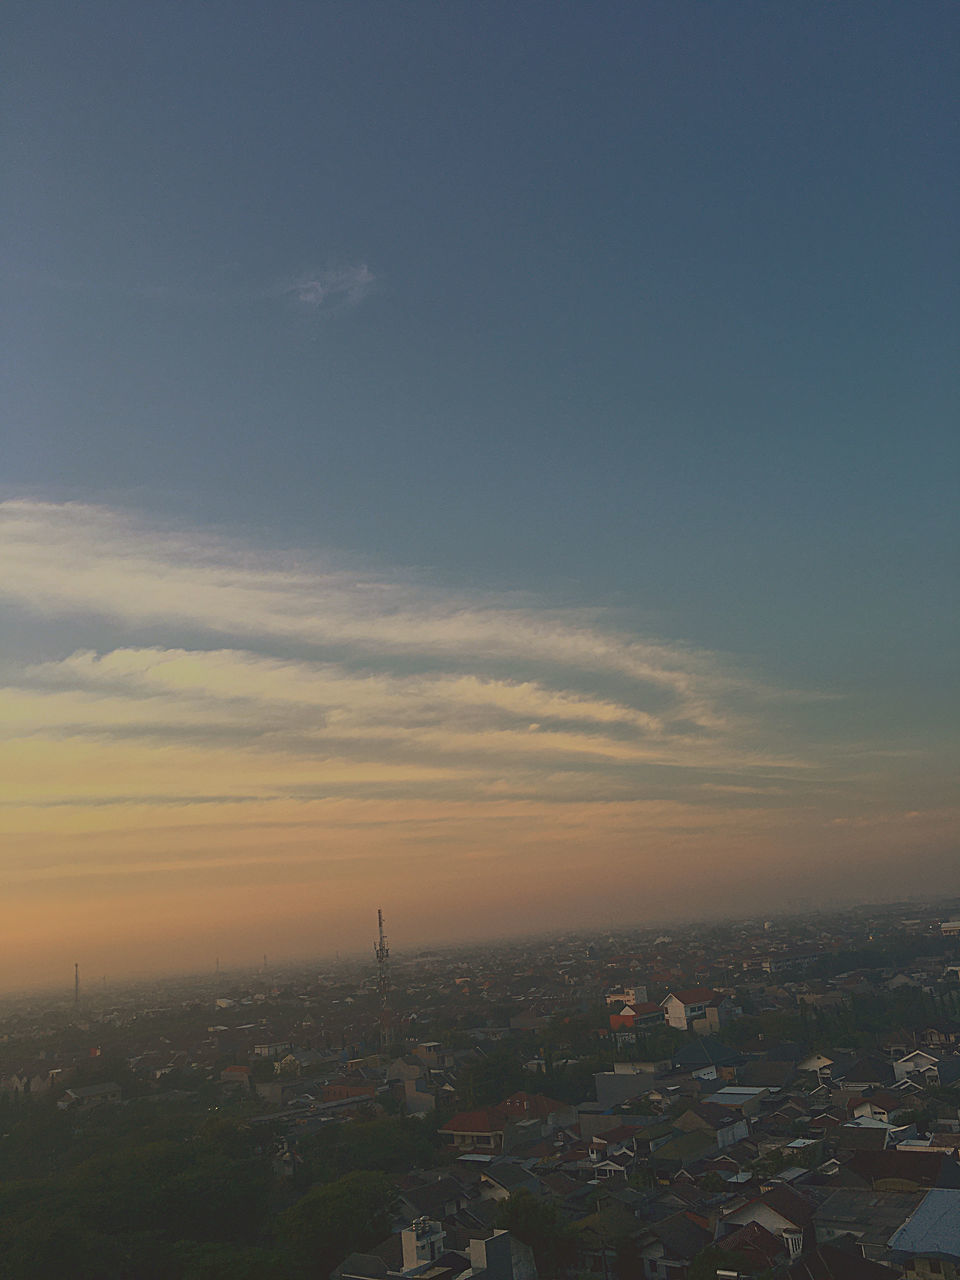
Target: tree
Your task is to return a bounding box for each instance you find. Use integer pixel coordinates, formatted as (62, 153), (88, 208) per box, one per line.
(280, 1170), (395, 1278)
(175, 1241), (291, 1279)
(454, 1049), (529, 1108)
(297, 1115), (438, 1184)
(495, 1189), (576, 1278)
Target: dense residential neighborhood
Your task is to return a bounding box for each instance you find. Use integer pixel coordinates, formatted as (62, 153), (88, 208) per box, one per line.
(4, 900), (960, 1278)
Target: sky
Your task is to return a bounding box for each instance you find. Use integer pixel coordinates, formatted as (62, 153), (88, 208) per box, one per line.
(1, 3), (958, 993)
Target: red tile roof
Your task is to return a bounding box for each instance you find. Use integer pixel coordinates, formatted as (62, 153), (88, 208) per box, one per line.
(439, 1107), (508, 1134)
(666, 988), (720, 1006)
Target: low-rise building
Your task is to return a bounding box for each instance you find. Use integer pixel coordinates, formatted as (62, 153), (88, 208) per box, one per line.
(661, 988), (740, 1034)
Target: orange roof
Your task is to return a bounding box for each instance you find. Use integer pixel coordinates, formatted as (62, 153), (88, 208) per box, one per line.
(666, 988), (720, 1006)
(440, 1107), (508, 1134)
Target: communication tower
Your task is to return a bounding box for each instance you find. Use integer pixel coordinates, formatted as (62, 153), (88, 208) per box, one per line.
(374, 908), (390, 1054)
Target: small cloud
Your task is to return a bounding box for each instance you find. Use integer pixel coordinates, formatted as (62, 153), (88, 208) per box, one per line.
(284, 264), (374, 311)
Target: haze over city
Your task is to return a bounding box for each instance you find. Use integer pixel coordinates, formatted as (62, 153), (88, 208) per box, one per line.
(2, 4), (957, 994)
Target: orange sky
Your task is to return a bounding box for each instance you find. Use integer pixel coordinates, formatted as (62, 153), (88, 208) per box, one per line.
(0, 500), (956, 993)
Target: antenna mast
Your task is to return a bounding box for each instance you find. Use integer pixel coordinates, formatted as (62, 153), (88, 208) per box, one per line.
(374, 908), (390, 1055)
(74, 962), (79, 1008)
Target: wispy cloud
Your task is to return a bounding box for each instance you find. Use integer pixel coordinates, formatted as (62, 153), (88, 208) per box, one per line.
(9, 261), (377, 315)
(280, 264), (375, 311)
(0, 500), (827, 822)
(0, 501), (759, 713)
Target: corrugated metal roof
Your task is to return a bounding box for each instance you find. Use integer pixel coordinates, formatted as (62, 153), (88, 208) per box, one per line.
(888, 1188), (960, 1258)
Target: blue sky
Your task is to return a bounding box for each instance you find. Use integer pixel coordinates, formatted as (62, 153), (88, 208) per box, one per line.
(1, 3), (957, 986)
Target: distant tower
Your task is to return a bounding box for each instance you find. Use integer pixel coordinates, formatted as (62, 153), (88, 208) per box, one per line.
(74, 962), (79, 1007)
(374, 908), (390, 1054)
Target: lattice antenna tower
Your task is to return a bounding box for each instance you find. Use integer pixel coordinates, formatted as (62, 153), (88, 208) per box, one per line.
(374, 908), (390, 1054)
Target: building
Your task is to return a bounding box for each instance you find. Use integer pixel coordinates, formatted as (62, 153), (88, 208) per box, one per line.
(59, 1081), (122, 1110)
(661, 988), (740, 1034)
(439, 1107), (516, 1155)
(609, 1002), (665, 1033)
(888, 1187), (960, 1278)
(721, 1185), (816, 1262)
(605, 986), (648, 1007)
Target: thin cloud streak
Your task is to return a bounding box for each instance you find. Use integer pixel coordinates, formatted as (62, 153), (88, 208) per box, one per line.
(0, 501), (773, 716)
(0, 501), (826, 806)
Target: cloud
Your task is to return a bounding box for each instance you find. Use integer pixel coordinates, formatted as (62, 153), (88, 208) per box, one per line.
(0, 501), (760, 712)
(0, 501), (822, 791)
(9, 261), (377, 316)
(281, 264), (375, 310)
(8, 495), (952, 984)
(0, 503), (827, 820)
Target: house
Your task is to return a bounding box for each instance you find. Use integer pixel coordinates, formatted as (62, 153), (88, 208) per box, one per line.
(839, 1053), (896, 1091)
(219, 1064), (252, 1092)
(605, 986), (648, 1007)
(466, 1229), (537, 1280)
(415, 1042), (456, 1072)
(609, 1002), (665, 1033)
(479, 1163), (542, 1201)
(785, 1243), (902, 1278)
(895, 1051), (941, 1084)
(919, 1023), (960, 1051)
(637, 1210), (713, 1279)
(717, 1221), (788, 1274)
(706, 1086), (769, 1119)
(721, 1185), (816, 1261)
(812, 1188), (923, 1265)
(253, 1041), (292, 1059)
(335, 1221), (535, 1280)
(647, 1127), (718, 1172)
(587, 1149), (634, 1182)
(439, 1108), (517, 1155)
(934, 1057), (960, 1088)
(500, 1091), (574, 1126)
(674, 1102), (750, 1150)
(661, 988), (740, 1034)
(323, 1081), (377, 1103)
(594, 1065), (660, 1110)
(846, 1091), (911, 1125)
(888, 1187), (960, 1277)
(60, 1081), (121, 1110)
(396, 1176), (470, 1225)
(799, 1053), (836, 1076)
(672, 1036), (744, 1081)
(834, 1118), (902, 1153)
(0, 1067), (62, 1097)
